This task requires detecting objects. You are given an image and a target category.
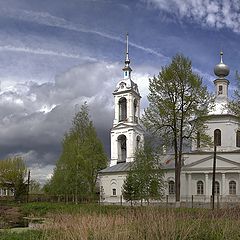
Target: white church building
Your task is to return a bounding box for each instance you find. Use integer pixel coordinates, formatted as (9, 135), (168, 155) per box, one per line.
(99, 36), (240, 205)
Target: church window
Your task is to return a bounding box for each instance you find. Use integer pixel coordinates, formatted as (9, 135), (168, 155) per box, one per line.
(197, 181), (204, 195)
(119, 97), (127, 122)
(214, 129), (221, 146)
(117, 135), (127, 163)
(214, 181), (220, 195)
(229, 181), (236, 195)
(168, 181), (175, 195)
(134, 99), (138, 123)
(112, 188), (116, 196)
(125, 71), (127, 77)
(236, 131), (240, 147)
(218, 85), (223, 95)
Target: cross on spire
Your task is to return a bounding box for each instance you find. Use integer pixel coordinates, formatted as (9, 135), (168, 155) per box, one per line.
(125, 33), (130, 65)
(220, 50), (223, 64)
(122, 33), (132, 79)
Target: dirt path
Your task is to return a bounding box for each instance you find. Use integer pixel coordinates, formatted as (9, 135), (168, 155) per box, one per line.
(0, 205), (25, 228)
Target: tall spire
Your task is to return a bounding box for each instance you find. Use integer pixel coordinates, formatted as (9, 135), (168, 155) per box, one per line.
(122, 33), (132, 79)
(125, 33), (130, 65)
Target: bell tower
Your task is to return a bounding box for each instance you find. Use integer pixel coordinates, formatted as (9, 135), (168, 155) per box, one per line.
(110, 34), (144, 166)
(213, 51), (230, 100)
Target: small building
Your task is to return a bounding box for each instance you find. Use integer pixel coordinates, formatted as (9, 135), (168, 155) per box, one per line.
(0, 179), (15, 198)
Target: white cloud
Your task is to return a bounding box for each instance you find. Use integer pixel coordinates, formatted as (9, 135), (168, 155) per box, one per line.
(0, 45), (96, 60)
(38, 104), (57, 114)
(31, 164), (55, 184)
(0, 60), (154, 183)
(0, 55), (221, 183)
(145, 0), (240, 33)
(2, 8), (167, 59)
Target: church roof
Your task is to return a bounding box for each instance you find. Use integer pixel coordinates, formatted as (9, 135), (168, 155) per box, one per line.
(99, 157), (175, 174)
(99, 162), (132, 173)
(162, 158), (175, 169)
(114, 78), (140, 95)
(209, 98), (231, 115)
(214, 51), (230, 78)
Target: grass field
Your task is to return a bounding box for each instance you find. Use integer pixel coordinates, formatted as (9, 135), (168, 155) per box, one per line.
(1, 202), (240, 239)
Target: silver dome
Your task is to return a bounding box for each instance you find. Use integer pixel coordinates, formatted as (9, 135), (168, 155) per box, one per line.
(214, 51), (230, 78)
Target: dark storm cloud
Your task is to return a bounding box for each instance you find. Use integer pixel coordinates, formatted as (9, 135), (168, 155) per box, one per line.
(0, 0), (239, 183)
(0, 61), (124, 179)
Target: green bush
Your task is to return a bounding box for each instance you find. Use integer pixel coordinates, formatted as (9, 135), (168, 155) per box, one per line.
(0, 230), (44, 240)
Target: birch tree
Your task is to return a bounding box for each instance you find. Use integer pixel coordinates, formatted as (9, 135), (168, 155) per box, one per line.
(142, 54), (213, 205)
(122, 143), (164, 204)
(48, 103), (107, 200)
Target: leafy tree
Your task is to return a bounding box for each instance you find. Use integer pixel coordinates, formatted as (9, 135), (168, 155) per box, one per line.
(122, 169), (138, 205)
(0, 156), (27, 200)
(48, 103), (108, 200)
(142, 54), (213, 204)
(229, 72), (240, 117)
(122, 143), (164, 204)
(29, 179), (43, 194)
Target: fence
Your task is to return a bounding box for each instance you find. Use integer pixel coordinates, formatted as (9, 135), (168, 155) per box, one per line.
(100, 194), (240, 208)
(0, 193), (99, 204)
(2, 193), (240, 208)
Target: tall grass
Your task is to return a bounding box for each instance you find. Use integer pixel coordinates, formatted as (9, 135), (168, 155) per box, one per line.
(20, 202), (124, 217)
(0, 230), (43, 240)
(35, 207), (240, 240)
(3, 203), (240, 239)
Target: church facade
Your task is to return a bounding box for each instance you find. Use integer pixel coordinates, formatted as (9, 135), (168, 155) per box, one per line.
(99, 37), (240, 204)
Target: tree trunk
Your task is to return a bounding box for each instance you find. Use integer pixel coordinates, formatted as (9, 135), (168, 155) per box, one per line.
(175, 160), (181, 207)
(175, 93), (184, 207)
(174, 126), (180, 205)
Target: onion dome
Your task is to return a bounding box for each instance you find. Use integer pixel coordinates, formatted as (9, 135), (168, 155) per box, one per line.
(214, 51), (230, 78)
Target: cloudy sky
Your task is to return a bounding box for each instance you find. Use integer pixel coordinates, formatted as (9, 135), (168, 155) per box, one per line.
(0, 0), (239, 183)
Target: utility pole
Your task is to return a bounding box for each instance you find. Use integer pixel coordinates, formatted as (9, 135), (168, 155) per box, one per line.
(211, 145), (217, 210)
(27, 170), (31, 203)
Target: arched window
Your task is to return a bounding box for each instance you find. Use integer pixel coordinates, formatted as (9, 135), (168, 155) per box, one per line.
(214, 181), (220, 195)
(197, 181), (204, 195)
(136, 136), (140, 149)
(111, 180), (117, 196)
(229, 181), (236, 195)
(117, 135), (126, 163)
(112, 188), (116, 196)
(168, 181), (175, 195)
(133, 99), (138, 123)
(214, 129), (221, 146)
(218, 85), (223, 95)
(119, 97), (127, 122)
(236, 131), (240, 147)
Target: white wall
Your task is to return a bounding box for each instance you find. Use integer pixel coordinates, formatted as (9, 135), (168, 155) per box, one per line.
(99, 173), (127, 203)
